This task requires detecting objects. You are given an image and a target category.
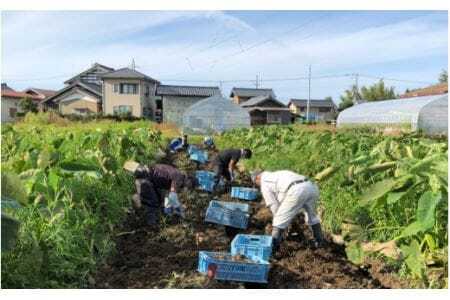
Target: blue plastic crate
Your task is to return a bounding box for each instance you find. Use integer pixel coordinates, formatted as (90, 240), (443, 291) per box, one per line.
(231, 234), (273, 262)
(196, 170), (215, 180)
(205, 200), (249, 229)
(198, 251), (270, 283)
(187, 145), (199, 155)
(190, 150), (208, 164)
(231, 187), (259, 201)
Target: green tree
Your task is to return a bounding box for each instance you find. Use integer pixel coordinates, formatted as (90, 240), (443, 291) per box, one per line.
(338, 84), (360, 111)
(19, 97), (38, 114)
(360, 80), (396, 101)
(438, 69), (448, 83)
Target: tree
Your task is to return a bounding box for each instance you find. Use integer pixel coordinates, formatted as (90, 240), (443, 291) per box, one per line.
(338, 84), (360, 111)
(438, 69), (448, 83)
(19, 96), (38, 114)
(360, 80), (396, 101)
(338, 80), (397, 111)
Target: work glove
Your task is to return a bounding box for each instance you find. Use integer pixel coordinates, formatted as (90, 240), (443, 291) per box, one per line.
(271, 226), (285, 253)
(311, 223), (325, 249)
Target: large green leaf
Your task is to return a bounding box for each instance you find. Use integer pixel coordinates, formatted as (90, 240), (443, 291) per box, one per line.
(387, 192), (406, 205)
(360, 178), (397, 205)
(398, 191), (441, 239)
(345, 241), (365, 265)
(400, 240), (425, 278)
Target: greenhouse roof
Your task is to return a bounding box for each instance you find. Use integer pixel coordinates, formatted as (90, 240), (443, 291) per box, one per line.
(337, 94), (448, 130)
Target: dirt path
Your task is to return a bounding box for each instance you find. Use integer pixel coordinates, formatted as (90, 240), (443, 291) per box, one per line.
(93, 146), (403, 289)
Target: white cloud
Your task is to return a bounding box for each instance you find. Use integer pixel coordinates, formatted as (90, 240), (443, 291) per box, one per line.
(1, 11), (447, 103)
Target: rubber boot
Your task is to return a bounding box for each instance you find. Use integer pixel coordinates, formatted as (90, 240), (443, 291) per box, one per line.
(311, 223), (324, 248)
(271, 226), (285, 253)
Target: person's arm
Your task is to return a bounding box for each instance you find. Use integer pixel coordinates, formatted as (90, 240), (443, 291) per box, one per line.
(228, 159), (236, 180)
(261, 184), (279, 215)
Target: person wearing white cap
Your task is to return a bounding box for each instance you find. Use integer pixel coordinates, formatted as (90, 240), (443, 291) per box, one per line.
(251, 169), (324, 251)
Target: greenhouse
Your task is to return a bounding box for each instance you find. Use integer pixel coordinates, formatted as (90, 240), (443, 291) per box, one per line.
(182, 94), (251, 134)
(337, 94), (448, 136)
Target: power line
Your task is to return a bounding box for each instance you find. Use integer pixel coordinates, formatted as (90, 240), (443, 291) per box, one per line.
(358, 74), (434, 85)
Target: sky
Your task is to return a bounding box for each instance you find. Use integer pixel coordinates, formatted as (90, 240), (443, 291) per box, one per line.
(1, 11), (448, 104)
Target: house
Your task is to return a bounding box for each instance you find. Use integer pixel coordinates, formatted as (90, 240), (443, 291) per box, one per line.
(42, 62), (222, 123)
(1, 83), (41, 122)
(101, 68), (160, 118)
(156, 85), (220, 126)
(240, 94), (291, 125)
(23, 88), (57, 100)
(43, 63), (114, 114)
(230, 87), (275, 105)
(288, 98), (337, 122)
(399, 83), (448, 98)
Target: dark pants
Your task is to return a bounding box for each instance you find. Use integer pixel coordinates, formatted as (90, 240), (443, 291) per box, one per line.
(213, 159), (231, 185)
(134, 178), (163, 225)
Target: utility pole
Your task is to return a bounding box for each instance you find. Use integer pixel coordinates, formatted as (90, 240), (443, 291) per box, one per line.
(255, 74), (259, 89)
(306, 65), (311, 122)
(131, 58), (136, 70)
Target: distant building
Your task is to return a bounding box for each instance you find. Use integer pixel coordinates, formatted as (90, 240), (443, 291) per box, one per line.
(240, 94), (291, 125)
(230, 87), (275, 105)
(1, 84), (41, 122)
(42, 62), (221, 122)
(400, 83), (448, 98)
(288, 98), (337, 122)
(156, 85), (220, 126)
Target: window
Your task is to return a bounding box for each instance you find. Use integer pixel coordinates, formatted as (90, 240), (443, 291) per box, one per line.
(113, 84), (119, 93)
(9, 107), (17, 118)
(300, 107), (306, 112)
(119, 83), (138, 94)
(319, 107), (331, 113)
(267, 111), (282, 124)
(113, 105), (133, 115)
(145, 85), (150, 97)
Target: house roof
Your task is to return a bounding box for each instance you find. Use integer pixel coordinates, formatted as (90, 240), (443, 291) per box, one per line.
(247, 107), (291, 112)
(1, 83), (15, 93)
(400, 83), (448, 98)
(289, 98), (337, 108)
(43, 81), (102, 103)
(1, 90), (42, 101)
(64, 63), (114, 84)
(156, 84), (220, 97)
(101, 68), (159, 83)
(24, 88), (57, 99)
(240, 94), (287, 108)
(230, 87), (275, 98)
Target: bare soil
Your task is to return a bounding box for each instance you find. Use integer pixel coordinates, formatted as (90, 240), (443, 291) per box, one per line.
(93, 146), (406, 289)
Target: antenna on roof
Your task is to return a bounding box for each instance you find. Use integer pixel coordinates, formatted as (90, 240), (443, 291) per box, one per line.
(131, 58), (136, 70)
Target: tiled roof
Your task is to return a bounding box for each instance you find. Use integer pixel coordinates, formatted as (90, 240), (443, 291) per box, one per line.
(64, 63), (114, 84)
(1, 90), (42, 101)
(230, 87), (274, 98)
(240, 94), (286, 108)
(156, 84), (220, 97)
(25, 88), (57, 99)
(400, 83), (448, 98)
(247, 106), (291, 112)
(1, 83), (15, 93)
(43, 81), (102, 103)
(101, 68), (159, 83)
(289, 98), (336, 108)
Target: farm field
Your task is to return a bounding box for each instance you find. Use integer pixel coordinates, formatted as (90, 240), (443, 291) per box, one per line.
(1, 116), (448, 288)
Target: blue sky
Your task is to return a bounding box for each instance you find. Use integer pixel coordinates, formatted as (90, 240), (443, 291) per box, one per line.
(1, 11), (448, 103)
